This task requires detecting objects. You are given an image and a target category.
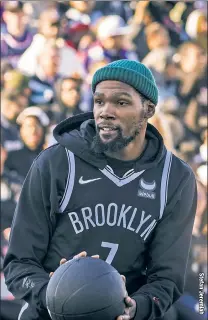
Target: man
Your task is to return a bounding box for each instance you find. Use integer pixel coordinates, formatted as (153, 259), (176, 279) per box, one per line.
(28, 41), (61, 107)
(83, 15), (138, 72)
(1, 1), (33, 66)
(4, 60), (197, 320)
(18, 7), (85, 77)
(54, 76), (84, 122)
(1, 90), (24, 152)
(5, 107), (49, 180)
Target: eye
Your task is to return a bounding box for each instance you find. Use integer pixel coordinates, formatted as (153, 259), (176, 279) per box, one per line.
(94, 99), (104, 106)
(117, 101), (129, 106)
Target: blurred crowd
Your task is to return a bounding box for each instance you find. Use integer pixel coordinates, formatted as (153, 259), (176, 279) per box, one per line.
(0, 1), (207, 319)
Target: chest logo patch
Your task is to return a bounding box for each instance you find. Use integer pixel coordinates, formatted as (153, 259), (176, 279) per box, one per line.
(138, 178), (156, 200)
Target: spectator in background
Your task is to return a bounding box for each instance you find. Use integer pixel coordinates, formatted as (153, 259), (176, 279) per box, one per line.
(1, 142), (23, 320)
(18, 6), (85, 77)
(185, 9), (207, 51)
(184, 63), (207, 140)
(148, 111), (176, 152)
(147, 1), (190, 47)
(79, 57), (109, 112)
(64, 0), (97, 49)
(130, 0), (154, 60)
(1, 60), (14, 89)
(1, 144), (23, 240)
(94, 0), (133, 23)
(142, 22), (175, 73)
(1, 91), (24, 152)
(3, 69), (31, 108)
(83, 15), (138, 72)
(1, 1), (33, 67)
(173, 41), (207, 118)
(28, 41), (61, 112)
(5, 107), (49, 180)
(54, 76), (83, 122)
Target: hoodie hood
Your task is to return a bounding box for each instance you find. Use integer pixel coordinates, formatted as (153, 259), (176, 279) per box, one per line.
(53, 112), (166, 171)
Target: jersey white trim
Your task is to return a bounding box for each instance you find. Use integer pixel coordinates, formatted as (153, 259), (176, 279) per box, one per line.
(18, 302), (29, 320)
(159, 151), (172, 219)
(100, 166), (145, 187)
(59, 149), (75, 213)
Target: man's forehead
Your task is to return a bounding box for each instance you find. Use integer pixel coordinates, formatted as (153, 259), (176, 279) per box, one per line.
(94, 81), (136, 96)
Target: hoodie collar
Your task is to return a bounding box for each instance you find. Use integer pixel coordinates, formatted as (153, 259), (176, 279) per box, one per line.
(53, 112), (166, 171)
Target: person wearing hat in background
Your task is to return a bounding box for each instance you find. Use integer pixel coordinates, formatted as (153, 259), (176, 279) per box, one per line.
(1, 1), (34, 67)
(4, 60), (196, 320)
(5, 107), (50, 180)
(83, 15), (138, 73)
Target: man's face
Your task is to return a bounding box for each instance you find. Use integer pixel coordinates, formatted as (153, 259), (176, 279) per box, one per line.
(39, 47), (60, 77)
(2, 99), (24, 122)
(4, 10), (26, 37)
(180, 45), (205, 73)
(61, 79), (81, 108)
(101, 35), (124, 50)
(20, 117), (44, 150)
(93, 81), (147, 153)
(40, 20), (60, 39)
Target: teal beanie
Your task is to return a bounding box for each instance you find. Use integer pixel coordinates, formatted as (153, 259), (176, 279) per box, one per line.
(92, 59), (158, 105)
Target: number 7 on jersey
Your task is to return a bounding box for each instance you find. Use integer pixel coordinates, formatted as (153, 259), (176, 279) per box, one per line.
(101, 242), (119, 264)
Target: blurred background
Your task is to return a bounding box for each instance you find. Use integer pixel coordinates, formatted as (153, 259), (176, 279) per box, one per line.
(0, 1), (207, 319)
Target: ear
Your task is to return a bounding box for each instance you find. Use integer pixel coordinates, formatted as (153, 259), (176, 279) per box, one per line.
(144, 101), (156, 119)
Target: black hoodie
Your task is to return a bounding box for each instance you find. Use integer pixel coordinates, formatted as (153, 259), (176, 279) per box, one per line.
(4, 112), (197, 320)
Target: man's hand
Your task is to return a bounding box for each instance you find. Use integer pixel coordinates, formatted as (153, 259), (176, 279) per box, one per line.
(49, 251), (99, 278)
(117, 276), (137, 320)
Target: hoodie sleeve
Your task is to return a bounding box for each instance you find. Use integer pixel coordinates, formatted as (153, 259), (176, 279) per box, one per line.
(3, 158), (57, 314)
(131, 169), (197, 320)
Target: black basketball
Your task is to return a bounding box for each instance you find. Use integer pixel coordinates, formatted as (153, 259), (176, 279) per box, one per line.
(46, 257), (126, 320)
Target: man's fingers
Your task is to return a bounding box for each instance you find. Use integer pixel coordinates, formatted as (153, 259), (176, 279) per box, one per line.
(51, 252), (99, 279)
(121, 275), (126, 284)
(73, 251), (87, 259)
(60, 258), (67, 265)
(125, 296), (134, 307)
(117, 315), (130, 320)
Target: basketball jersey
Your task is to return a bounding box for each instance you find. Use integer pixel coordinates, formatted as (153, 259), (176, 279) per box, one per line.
(43, 148), (172, 294)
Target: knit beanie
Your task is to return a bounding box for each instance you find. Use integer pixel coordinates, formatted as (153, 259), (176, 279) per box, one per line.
(92, 59), (158, 105)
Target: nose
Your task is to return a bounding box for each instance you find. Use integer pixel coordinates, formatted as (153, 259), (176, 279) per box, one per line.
(100, 103), (116, 120)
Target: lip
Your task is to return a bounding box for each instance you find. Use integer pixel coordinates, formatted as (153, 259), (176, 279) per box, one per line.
(97, 123), (118, 130)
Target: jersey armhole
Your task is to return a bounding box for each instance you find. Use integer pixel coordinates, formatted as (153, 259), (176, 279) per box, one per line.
(58, 148), (75, 213)
(159, 150), (173, 220)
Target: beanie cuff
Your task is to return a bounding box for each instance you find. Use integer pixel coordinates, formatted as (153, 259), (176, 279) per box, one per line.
(92, 66), (158, 105)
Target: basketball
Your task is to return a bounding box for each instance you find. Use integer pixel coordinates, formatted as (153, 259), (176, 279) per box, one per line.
(46, 257), (126, 320)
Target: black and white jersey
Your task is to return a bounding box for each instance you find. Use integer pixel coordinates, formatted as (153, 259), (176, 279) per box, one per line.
(43, 148), (172, 295)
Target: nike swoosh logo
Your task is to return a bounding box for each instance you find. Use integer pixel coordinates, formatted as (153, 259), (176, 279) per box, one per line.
(79, 177), (102, 184)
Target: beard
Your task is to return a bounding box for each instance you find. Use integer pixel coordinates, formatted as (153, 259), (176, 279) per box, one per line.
(91, 119), (145, 155)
